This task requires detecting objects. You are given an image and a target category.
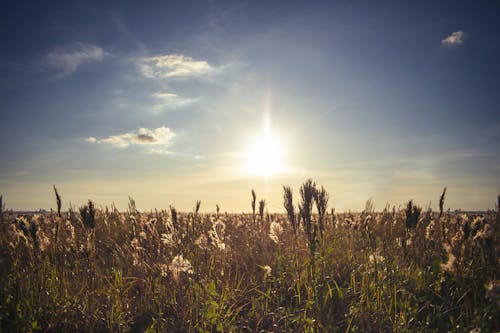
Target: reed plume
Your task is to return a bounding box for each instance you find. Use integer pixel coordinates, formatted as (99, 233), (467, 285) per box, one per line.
(439, 186), (447, 218)
(283, 185), (296, 235)
(80, 200), (96, 229)
(251, 189), (256, 224)
(314, 186), (329, 237)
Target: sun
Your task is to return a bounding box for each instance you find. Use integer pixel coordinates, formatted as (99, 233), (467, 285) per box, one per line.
(245, 132), (285, 177)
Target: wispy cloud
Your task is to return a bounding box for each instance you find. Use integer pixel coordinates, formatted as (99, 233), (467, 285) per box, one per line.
(137, 54), (213, 78)
(86, 126), (175, 148)
(41, 42), (110, 76)
(441, 31), (465, 46)
(147, 148), (178, 155)
(147, 148), (204, 160)
(152, 92), (200, 110)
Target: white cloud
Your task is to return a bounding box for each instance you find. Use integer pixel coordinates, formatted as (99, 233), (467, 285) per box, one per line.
(441, 31), (465, 46)
(86, 126), (175, 148)
(85, 136), (97, 143)
(137, 54), (213, 78)
(42, 42), (110, 76)
(152, 91), (199, 110)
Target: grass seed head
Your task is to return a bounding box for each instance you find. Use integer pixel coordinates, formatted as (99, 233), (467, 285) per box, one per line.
(439, 187), (447, 218)
(53, 185), (62, 217)
(259, 199), (266, 221)
(405, 200), (421, 231)
(80, 200), (96, 229)
(283, 185), (296, 233)
(251, 189), (257, 223)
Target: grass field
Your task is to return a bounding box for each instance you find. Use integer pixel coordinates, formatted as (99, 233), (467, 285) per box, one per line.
(0, 183), (498, 332)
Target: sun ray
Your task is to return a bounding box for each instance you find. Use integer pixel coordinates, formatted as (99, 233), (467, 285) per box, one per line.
(244, 114), (285, 177)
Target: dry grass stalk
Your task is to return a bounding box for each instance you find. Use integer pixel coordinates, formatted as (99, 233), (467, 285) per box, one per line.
(283, 185), (296, 235)
(251, 189), (256, 224)
(53, 185), (62, 218)
(439, 186), (447, 218)
(299, 179), (318, 268)
(258, 199), (266, 225)
(314, 186), (329, 237)
(80, 200), (96, 229)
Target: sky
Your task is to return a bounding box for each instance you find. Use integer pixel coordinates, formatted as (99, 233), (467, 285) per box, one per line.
(1, 1), (499, 212)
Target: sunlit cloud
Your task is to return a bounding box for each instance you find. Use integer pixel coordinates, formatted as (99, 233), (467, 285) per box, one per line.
(152, 92), (199, 110)
(41, 42), (110, 76)
(86, 126), (175, 148)
(137, 54), (213, 78)
(441, 31), (465, 46)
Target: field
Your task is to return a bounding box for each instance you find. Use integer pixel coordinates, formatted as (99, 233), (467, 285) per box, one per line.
(0, 183), (498, 332)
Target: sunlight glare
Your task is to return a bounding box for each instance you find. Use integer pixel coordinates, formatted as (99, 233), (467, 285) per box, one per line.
(245, 131), (285, 177)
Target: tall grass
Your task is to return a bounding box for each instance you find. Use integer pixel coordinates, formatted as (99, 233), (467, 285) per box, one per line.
(0, 185), (498, 332)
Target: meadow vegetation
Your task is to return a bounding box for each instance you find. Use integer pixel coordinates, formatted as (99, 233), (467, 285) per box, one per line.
(0, 183), (498, 332)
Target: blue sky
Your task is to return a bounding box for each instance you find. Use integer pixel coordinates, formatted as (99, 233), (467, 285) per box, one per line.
(1, 1), (499, 212)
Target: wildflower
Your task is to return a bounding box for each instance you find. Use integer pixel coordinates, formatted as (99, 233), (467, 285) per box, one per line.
(474, 222), (493, 242)
(441, 252), (457, 274)
(450, 228), (465, 251)
(471, 216), (484, 234)
(32, 214), (42, 223)
(213, 219), (226, 234)
(132, 253), (140, 267)
(131, 238), (143, 251)
(234, 217), (245, 227)
(139, 231), (147, 240)
(159, 264), (169, 277)
(161, 233), (175, 247)
(16, 216), (30, 235)
(262, 265), (272, 275)
(17, 217), (39, 248)
(425, 219), (437, 240)
(8, 223), (20, 241)
(170, 254), (193, 280)
(368, 253), (385, 264)
(209, 220), (227, 250)
(194, 234), (208, 250)
(38, 231), (51, 252)
(66, 220), (75, 241)
(7, 223), (26, 249)
(269, 233), (279, 244)
(164, 215), (174, 233)
(269, 221), (283, 244)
